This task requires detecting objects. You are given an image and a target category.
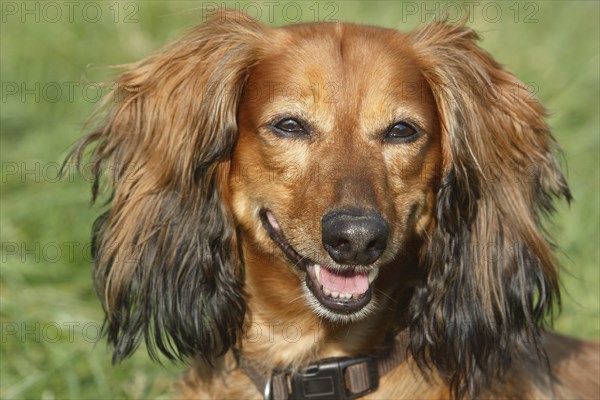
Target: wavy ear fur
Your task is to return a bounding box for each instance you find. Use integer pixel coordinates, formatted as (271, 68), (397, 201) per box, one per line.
(408, 22), (571, 398)
(69, 12), (267, 363)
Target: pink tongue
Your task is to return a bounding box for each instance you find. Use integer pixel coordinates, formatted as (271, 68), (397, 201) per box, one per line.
(320, 266), (368, 294)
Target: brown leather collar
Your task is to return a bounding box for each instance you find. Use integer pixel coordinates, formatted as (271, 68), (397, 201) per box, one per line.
(235, 329), (410, 400)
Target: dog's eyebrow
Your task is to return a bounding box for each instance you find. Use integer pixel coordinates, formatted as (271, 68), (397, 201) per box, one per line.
(261, 108), (318, 128)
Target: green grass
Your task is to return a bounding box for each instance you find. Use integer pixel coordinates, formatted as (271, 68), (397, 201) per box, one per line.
(1, 1), (598, 398)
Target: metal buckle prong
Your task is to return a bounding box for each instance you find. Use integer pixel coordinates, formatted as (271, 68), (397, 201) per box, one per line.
(263, 373), (272, 400)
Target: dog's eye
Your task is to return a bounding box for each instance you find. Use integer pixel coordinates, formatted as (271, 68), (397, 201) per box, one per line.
(271, 118), (309, 138)
(385, 122), (419, 143)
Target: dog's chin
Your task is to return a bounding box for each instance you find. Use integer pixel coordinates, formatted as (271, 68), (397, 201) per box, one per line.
(260, 210), (380, 323)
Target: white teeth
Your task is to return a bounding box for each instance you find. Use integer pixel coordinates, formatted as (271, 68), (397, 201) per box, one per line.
(368, 268), (379, 284)
(316, 266), (367, 301)
(320, 288), (353, 300)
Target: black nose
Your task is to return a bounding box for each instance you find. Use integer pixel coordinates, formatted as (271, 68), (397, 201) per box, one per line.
(321, 209), (388, 265)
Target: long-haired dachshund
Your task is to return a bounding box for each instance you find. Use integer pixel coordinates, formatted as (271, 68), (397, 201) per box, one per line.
(71, 11), (599, 399)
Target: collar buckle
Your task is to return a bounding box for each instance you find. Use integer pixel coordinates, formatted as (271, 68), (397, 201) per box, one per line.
(288, 356), (378, 400)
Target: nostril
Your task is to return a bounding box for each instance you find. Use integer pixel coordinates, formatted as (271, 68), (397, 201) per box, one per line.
(366, 240), (380, 251)
(333, 239), (350, 250)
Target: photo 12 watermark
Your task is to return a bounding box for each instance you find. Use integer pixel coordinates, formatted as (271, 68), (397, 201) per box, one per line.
(1, 1), (139, 24)
(397, 1), (540, 23)
(1, 321), (103, 344)
(200, 1), (340, 23)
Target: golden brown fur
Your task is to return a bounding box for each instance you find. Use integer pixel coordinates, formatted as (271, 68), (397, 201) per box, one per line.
(71, 11), (599, 399)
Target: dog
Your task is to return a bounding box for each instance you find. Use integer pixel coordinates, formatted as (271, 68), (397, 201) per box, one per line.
(70, 10), (599, 399)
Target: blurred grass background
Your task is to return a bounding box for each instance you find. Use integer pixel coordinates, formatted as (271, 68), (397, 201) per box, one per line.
(1, 1), (598, 398)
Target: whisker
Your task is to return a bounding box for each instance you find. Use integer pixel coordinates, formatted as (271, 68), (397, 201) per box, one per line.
(375, 288), (399, 304)
(294, 255), (308, 269)
(288, 294), (306, 305)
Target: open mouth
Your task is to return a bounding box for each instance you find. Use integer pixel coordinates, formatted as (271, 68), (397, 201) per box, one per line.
(260, 210), (379, 314)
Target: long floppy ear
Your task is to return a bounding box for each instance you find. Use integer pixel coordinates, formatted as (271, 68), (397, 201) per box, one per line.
(407, 22), (571, 398)
(69, 12), (267, 364)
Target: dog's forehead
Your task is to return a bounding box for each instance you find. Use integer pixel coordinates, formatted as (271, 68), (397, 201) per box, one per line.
(246, 23), (435, 132)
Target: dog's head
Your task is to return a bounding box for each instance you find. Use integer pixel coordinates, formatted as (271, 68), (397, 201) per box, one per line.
(72, 11), (570, 397)
(231, 22), (441, 323)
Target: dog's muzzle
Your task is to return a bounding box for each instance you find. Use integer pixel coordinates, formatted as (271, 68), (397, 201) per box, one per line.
(260, 210), (382, 314)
